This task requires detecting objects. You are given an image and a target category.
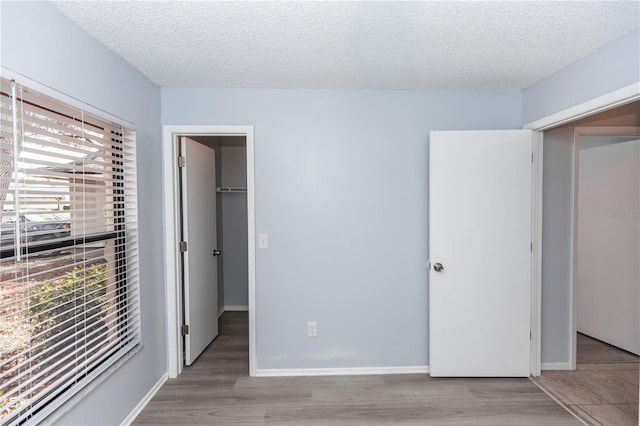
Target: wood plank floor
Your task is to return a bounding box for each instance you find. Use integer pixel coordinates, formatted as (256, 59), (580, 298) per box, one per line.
(134, 312), (579, 425)
(533, 333), (639, 426)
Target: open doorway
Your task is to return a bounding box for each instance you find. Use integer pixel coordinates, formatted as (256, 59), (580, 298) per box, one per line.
(575, 127), (639, 360)
(162, 125), (256, 378)
(177, 135), (250, 367)
(189, 135), (249, 317)
(534, 105), (639, 425)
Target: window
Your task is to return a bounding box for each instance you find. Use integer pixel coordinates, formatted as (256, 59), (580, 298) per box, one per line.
(0, 78), (140, 425)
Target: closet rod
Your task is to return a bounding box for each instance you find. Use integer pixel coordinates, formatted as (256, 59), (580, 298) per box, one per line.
(216, 187), (247, 193)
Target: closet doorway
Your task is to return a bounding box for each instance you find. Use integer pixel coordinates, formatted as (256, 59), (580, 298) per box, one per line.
(189, 135), (250, 318)
(162, 125), (256, 378)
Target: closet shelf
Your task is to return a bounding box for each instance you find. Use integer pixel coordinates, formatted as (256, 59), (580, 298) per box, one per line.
(216, 187), (247, 193)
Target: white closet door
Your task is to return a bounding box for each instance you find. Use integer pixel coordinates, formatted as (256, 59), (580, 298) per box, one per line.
(181, 137), (219, 365)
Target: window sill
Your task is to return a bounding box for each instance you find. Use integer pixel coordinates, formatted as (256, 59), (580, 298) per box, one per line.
(39, 344), (143, 426)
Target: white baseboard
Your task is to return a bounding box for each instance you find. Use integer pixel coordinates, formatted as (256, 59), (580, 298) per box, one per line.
(217, 308), (224, 318)
(120, 373), (168, 426)
(541, 362), (571, 370)
(224, 305), (249, 311)
(255, 365), (429, 377)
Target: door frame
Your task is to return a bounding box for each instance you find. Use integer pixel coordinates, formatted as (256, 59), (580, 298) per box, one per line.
(524, 82), (639, 375)
(162, 125), (256, 378)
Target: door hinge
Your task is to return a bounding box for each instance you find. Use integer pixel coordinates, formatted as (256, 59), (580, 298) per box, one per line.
(181, 324), (189, 336)
(178, 155), (186, 168)
(179, 241), (188, 252)
(530, 331), (532, 340)
(530, 242), (533, 252)
(532, 152), (534, 162)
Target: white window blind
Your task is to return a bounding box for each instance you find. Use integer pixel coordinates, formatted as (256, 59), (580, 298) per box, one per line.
(0, 78), (140, 426)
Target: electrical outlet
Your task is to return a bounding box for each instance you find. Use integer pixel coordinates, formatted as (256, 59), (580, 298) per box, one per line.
(307, 322), (317, 337)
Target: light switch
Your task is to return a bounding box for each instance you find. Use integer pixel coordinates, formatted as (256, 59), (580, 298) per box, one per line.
(258, 233), (269, 249)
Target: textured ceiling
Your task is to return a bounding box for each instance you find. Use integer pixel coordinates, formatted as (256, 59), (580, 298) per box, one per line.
(53, 1), (640, 90)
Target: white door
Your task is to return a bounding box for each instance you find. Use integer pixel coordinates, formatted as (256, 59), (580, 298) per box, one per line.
(429, 130), (533, 377)
(181, 137), (219, 365)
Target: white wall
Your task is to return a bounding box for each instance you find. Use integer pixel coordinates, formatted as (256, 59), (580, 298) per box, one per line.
(1, 2), (165, 425)
(577, 139), (640, 355)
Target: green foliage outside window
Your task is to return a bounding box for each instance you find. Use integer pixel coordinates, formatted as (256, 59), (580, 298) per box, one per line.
(28, 264), (109, 355)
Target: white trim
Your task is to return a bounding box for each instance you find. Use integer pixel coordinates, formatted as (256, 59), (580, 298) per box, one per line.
(530, 131), (543, 377)
(569, 130), (579, 371)
(540, 362), (572, 371)
(246, 127), (257, 377)
(162, 128), (182, 378)
(224, 305), (249, 311)
(162, 125), (256, 379)
(1, 66), (135, 128)
(524, 82), (640, 131)
(120, 373), (168, 426)
(526, 84), (640, 377)
(255, 366), (429, 377)
(217, 308), (225, 318)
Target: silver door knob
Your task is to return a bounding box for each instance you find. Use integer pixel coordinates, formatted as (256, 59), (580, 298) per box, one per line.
(433, 262), (444, 272)
(212, 249), (221, 256)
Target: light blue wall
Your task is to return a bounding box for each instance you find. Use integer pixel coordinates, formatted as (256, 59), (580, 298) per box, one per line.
(541, 127), (575, 365)
(1, 2), (164, 425)
(523, 28), (640, 125)
(162, 88), (522, 369)
(220, 147), (249, 308)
